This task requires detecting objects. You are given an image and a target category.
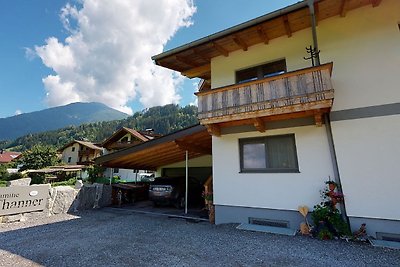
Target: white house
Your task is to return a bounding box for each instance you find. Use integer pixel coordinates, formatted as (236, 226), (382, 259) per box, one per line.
(150, 0), (400, 239)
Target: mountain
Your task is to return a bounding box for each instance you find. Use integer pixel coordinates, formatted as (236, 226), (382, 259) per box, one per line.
(0, 102), (129, 141)
(1, 104), (199, 151)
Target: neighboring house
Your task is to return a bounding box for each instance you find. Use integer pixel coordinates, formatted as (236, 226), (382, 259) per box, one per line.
(152, 0), (400, 239)
(101, 127), (158, 181)
(59, 140), (102, 165)
(96, 124), (212, 186)
(0, 150), (21, 165)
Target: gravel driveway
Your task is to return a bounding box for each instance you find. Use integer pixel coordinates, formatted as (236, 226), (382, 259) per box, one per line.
(1, 208), (399, 267)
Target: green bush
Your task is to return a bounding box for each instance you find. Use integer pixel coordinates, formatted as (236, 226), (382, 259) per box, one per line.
(30, 173), (45, 184)
(94, 176), (122, 184)
(52, 177), (77, 187)
(87, 165), (106, 184)
(0, 180), (7, 187)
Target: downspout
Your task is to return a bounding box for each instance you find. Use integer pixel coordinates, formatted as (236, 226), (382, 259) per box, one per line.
(185, 150), (188, 215)
(324, 114), (350, 226)
(308, 0), (320, 66)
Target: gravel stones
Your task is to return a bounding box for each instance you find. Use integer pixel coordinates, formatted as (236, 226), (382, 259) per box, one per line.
(0, 208), (399, 267)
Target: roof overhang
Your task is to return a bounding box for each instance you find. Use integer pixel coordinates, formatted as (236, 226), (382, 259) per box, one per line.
(95, 125), (211, 170)
(152, 0), (381, 81)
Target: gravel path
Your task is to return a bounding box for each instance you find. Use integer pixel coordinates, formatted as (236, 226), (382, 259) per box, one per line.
(1, 208), (399, 267)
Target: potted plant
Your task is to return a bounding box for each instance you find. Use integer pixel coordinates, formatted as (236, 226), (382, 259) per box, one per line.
(325, 180), (337, 191)
(202, 191), (214, 223)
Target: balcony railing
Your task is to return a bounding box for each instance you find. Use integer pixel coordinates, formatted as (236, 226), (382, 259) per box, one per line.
(196, 63), (334, 124)
(78, 150), (95, 157)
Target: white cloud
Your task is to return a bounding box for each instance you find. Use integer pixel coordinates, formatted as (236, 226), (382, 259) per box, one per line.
(14, 109), (22, 116)
(34, 0), (196, 114)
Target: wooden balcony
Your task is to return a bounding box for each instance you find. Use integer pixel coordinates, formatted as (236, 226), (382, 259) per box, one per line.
(107, 141), (142, 150)
(196, 63), (334, 135)
(78, 150), (95, 157)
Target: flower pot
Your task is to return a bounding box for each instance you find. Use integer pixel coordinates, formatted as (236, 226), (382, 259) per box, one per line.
(328, 183), (336, 191)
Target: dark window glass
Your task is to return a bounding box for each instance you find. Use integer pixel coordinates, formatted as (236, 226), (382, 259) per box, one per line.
(239, 134), (298, 173)
(236, 59), (286, 83)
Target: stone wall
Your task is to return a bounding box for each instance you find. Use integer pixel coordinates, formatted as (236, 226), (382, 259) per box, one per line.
(0, 178), (112, 223)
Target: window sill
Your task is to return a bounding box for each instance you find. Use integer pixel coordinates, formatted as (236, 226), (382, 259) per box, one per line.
(239, 169), (300, 174)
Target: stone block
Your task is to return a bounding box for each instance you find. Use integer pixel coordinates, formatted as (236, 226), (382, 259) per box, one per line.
(6, 177), (31, 187)
(2, 214), (22, 223)
(99, 185), (112, 207)
(51, 186), (78, 215)
(75, 180), (83, 189)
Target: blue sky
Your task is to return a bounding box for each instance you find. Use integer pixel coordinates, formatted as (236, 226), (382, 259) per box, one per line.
(0, 0), (298, 118)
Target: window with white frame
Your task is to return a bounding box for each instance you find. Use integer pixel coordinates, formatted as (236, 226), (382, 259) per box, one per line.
(239, 134), (299, 173)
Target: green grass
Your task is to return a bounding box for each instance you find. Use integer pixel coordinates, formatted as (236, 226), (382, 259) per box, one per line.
(0, 180), (7, 187)
(51, 178), (77, 187)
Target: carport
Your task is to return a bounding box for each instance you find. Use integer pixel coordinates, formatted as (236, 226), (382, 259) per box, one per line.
(95, 124), (212, 215)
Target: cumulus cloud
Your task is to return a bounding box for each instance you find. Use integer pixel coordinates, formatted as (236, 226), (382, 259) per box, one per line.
(34, 0), (196, 114)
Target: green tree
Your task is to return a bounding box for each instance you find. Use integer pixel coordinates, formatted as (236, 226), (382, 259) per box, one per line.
(18, 144), (60, 171)
(0, 164), (9, 180)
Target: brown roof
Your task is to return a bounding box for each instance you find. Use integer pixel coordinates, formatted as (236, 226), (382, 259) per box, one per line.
(101, 127), (150, 147)
(95, 124), (211, 170)
(59, 140), (102, 152)
(152, 0), (381, 81)
(0, 151), (21, 164)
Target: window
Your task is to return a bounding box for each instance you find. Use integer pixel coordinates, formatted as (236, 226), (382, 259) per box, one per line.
(72, 147), (75, 152)
(120, 136), (129, 143)
(239, 134), (299, 173)
(236, 59), (286, 84)
(68, 157), (72, 163)
(113, 168), (119, 173)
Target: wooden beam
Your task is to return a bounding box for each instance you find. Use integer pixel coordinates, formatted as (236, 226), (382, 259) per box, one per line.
(174, 140), (212, 155)
(212, 42), (229, 57)
(181, 64), (210, 78)
(192, 48), (210, 62)
(371, 0), (382, 7)
(257, 26), (269, 44)
(253, 118), (265, 132)
(283, 15), (292, 37)
(205, 124), (221, 137)
(232, 35), (248, 51)
(175, 55), (197, 68)
(340, 0), (349, 17)
(314, 111), (323, 127)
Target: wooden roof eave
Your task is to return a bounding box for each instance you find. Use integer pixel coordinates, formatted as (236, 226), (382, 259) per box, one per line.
(152, 0), (381, 80)
(95, 125), (211, 169)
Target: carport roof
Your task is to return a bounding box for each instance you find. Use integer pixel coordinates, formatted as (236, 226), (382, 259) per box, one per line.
(95, 124), (211, 170)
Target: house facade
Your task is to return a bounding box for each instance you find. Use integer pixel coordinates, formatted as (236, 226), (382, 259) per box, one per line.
(152, 0), (400, 239)
(59, 140), (102, 165)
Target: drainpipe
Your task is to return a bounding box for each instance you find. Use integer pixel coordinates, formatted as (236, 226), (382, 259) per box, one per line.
(324, 114), (350, 226)
(185, 150), (188, 215)
(308, 0), (320, 66)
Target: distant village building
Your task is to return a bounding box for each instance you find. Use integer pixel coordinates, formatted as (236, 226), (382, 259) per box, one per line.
(59, 140), (102, 165)
(0, 150), (21, 165)
(101, 127), (158, 181)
